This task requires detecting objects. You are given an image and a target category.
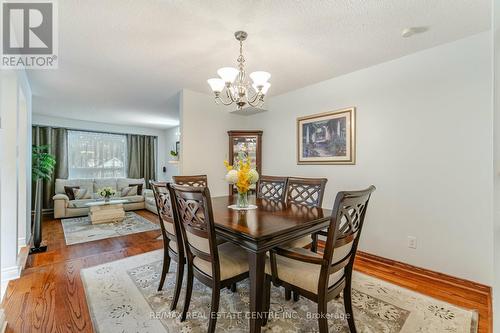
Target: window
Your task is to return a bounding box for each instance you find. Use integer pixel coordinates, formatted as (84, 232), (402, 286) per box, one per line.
(68, 130), (127, 179)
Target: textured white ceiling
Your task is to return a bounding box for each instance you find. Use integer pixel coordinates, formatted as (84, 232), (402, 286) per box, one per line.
(28, 0), (490, 129)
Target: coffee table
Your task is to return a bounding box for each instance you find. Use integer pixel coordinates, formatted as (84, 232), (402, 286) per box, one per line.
(84, 199), (128, 225)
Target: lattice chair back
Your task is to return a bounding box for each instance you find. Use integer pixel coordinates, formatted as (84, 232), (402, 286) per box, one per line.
(256, 176), (288, 201)
(321, 186), (376, 284)
(172, 175), (208, 187)
(286, 177), (328, 208)
(168, 183), (221, 279)
(151, 181), (183, 253)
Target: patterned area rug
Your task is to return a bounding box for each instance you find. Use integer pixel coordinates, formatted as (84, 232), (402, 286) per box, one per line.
(61, 212), (160, 245)
(81, 250), (477, 333)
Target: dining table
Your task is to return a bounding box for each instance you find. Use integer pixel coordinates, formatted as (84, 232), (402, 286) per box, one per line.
(211, 195), (332, 333)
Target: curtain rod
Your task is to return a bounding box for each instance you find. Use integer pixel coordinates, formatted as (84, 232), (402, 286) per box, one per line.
(32, 124), (159, 139)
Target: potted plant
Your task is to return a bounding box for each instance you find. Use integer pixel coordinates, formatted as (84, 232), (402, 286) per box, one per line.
(31, 145), (56, 254)
(170, 150), (178, 160)
(98, 187), (116, 202)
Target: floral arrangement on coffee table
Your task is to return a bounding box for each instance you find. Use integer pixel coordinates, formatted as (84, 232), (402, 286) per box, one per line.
(98, 187), (116, 202)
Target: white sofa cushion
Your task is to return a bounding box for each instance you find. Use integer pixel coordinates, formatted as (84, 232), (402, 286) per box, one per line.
(74, 188), (92, 199)
(68, 198), (95, 208)
(117, 178), (145, 191)
(55, 179), (94, 195)
(121, 185), (139, 197)
(93, 178), (118, 192)
(123, 195), (145, 203)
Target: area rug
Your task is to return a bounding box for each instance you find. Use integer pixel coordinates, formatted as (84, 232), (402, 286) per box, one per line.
(81, 250), (477, 333)
(61, 212), (160, 245)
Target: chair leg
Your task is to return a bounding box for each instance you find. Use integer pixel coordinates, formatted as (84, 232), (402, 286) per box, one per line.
(293, 291), (300, 302)
(343, 283), (357, 333)
(180, 265), (193, 322)
(317, 300), (329, 333)
(311, 233), (318, 253)
(157, 247), (171, 291)
(230, 283), (237, 292)
(170, 259), (184, 311)
(262, 275), (271, 326)
(208, 286), (220, 333)
(285, 288), (291, 301)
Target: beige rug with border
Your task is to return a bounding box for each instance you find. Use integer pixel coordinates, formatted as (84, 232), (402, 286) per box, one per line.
(81, 250), (478, 333)
(61, 211), (160, 245)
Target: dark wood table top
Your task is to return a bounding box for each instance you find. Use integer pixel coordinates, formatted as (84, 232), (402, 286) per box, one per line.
(211, 195), (332, 252)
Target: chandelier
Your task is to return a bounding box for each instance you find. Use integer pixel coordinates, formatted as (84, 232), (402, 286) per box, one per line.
(207, 31), (271, 110)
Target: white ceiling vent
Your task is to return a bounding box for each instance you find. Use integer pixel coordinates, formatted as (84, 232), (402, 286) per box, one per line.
(230, 107), (268, 116)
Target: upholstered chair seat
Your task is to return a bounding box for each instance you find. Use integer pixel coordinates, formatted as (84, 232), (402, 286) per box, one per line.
(194, 242), (249, 280)
(265, 243), (353, 293)
(168, 240), (178, 253)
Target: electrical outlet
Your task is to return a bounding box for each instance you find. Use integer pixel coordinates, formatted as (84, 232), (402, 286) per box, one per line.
(408, 236), (417, 249)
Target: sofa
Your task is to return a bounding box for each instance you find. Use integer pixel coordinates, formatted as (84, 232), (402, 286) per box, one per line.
(53, 178), (158, 219)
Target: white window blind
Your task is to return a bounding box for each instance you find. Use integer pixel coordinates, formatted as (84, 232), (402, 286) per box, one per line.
(68, 130), (127, 179)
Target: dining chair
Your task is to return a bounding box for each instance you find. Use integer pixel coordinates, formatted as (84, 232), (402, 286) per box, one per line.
(263, 186), (376, 333)
(150, 181), (185, 311)
(256, 175), (288, 201)
(172, 175), (208, 187)
(285, 177), (328, 252)
(168, 183), (250, 333)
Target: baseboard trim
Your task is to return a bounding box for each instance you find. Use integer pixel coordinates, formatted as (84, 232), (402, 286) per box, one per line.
(1, 265), (20, 300)
(1, 266), (20, 282)
(356, 250), (491, 294)
(0, 310), (6, 333)
(17, 237), (26, 252)
(315, 240), (491, 293)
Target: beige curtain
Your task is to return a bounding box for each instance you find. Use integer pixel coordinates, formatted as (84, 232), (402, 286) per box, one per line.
(127, 134), (156, 188)
(32, 126), (68, 210)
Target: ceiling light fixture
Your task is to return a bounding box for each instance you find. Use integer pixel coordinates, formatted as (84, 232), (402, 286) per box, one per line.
(207, 31), (271, 110)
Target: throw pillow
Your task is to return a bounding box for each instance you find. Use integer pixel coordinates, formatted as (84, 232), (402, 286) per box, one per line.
(64, 186), (80, 200)
(129, 183), (143, 195)
(74, 188), (91, 200)
(121, 185), (138, 197)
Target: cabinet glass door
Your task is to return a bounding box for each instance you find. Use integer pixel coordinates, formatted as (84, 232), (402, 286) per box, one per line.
(232, 136), (258, 169)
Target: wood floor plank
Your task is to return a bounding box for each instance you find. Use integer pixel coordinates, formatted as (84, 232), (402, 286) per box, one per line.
(2, 211), (492, 332)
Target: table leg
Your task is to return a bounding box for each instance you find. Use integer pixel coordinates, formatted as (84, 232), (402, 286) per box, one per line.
(248, 251), (265, 333)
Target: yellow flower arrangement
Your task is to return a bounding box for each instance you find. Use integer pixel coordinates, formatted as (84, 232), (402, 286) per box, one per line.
(224, 157), (259, 194)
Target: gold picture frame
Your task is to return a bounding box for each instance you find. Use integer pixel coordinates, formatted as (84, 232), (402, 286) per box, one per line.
(297, 107), (356, 165)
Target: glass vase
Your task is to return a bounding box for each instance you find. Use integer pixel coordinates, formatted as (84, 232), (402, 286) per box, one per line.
(237, 191), (249, 208)
(104, 195), (110, 203)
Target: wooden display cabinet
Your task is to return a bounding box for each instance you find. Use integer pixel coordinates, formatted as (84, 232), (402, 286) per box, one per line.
(227, 130), (263, 195)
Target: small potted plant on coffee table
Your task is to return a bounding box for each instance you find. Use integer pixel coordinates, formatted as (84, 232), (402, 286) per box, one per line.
(98, 187), (116, 202)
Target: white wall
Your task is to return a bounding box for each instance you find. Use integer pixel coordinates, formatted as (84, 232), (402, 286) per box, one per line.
(0, 69), (32, 296)
(32, 114), (170, 181)
(17, 73), (32, 251)
(239, 32), (493, 285)
(164, 126), (180, 181)
(493, 0), (500, 329)
(180, 89), (241, 196)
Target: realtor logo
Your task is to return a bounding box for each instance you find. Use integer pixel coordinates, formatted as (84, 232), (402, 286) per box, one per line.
(1, 0), (58, 69)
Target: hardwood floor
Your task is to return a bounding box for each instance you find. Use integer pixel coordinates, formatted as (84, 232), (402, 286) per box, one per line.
(2, 211), (492, 332)
(3, 210), (163, 333)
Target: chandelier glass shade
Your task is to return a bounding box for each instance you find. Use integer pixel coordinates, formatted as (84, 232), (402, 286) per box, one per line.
(207, 31), (271, 109)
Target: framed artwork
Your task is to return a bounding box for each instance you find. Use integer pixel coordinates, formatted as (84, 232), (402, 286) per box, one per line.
(297, 107), (356, 165)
